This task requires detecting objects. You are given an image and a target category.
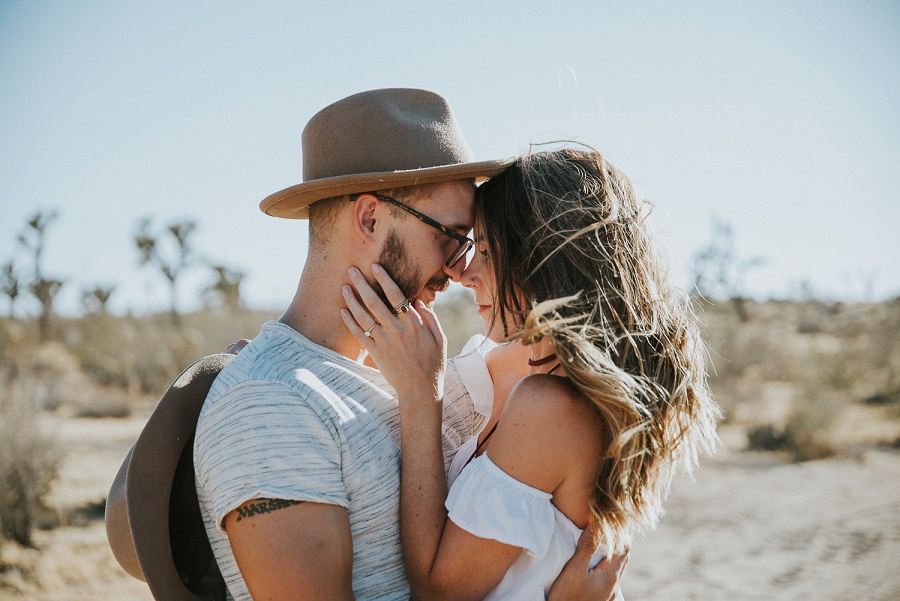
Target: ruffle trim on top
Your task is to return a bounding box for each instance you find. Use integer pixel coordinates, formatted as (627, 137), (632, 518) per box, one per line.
(445, 453), (555, 560)
(453, 335), (497, 419)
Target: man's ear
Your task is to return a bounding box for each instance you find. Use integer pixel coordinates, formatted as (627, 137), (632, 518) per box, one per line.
(350, 193), (382, 245)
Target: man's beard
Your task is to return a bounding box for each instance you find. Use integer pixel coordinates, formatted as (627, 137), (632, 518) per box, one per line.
(376, 229), (449, 306)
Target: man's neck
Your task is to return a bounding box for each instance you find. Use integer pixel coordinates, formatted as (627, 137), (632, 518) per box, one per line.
(279, 253), (366, 361)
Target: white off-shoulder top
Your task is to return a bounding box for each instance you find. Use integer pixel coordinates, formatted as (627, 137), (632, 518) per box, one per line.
(446, 453), (621, 601)
(443, 335), (623, 601)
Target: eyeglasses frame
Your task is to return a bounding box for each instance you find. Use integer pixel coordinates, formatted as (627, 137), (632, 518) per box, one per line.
(348, 193), (474, 268)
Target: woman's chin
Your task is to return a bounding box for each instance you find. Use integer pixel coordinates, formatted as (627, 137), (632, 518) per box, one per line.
(474, 310), (504, 343)
(483, 323), (506, 344)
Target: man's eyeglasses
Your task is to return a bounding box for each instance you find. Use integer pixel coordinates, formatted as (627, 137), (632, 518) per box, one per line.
(348, 193), (474, 268)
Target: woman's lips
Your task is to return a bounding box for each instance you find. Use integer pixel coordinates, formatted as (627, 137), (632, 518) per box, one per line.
(476, 304), (491, 314)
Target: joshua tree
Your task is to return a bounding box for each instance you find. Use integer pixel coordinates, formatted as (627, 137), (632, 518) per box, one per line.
(135, 218), (198, 324)
(206, 265), (244, 312)
(1, 261), (19, 319)
(29, 278), (63, 339)
(692, 218), (764, 322)
(17, 211), (64, 340)
(81, 285), (115, 316)
(17, 211), (57, 280)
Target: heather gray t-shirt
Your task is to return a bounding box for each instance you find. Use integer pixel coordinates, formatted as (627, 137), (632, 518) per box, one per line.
(193, 321), (490, 601)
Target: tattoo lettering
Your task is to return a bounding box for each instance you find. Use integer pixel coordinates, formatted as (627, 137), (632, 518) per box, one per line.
(235, 499), (304, 521)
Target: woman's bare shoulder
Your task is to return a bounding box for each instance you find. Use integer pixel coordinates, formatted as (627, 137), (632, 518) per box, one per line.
(487, 375), (603, 493)
(507, 375), (600, 431)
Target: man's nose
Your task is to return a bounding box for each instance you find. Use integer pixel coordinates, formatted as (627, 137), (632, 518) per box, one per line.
(444, 255), (467, 282)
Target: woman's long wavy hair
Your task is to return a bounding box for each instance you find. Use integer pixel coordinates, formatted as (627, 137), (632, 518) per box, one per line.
(476, 146), (720, 553)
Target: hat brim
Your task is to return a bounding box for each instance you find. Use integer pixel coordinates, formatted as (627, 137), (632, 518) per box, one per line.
(260, 157), (516, 219)
(106, 354), (231, 601)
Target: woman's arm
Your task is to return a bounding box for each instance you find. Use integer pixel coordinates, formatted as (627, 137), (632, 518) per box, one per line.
(341, 265), (522, 600)
(401, 374), (589, 601)
(341, 265), (619, 601)
(396, 386), (521, 601)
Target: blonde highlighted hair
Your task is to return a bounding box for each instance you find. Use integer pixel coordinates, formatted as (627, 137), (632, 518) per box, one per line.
(475, 146), (720, 553)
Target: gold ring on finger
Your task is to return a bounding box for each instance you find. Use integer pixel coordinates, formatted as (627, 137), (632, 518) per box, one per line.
(364, 323), (379, 337)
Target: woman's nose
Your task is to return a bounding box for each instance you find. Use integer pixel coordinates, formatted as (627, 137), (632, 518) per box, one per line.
(460, 256), (479, 288)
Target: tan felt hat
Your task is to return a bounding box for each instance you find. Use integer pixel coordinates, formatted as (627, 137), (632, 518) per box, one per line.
(260, 88), (514, 219)
(106, 354), (232, 601)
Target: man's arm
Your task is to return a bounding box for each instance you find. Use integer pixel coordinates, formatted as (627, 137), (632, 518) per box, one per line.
(194, 379), (353, 601)
(224, 499), (355, 601)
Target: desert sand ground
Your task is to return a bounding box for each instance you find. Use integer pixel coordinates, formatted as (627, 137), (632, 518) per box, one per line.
(1, 414), (898, 601)
(626, 427), (900, 601)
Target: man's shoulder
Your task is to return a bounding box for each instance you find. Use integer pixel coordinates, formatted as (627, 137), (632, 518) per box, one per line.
(208, 322), (331, 398)
(193, 377), (344, 475)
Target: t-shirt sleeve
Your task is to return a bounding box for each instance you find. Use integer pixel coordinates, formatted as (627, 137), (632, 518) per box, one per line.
(194, 380), (347, 533)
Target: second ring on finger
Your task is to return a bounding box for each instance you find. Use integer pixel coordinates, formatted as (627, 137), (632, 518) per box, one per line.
(393, 298), (412, 315)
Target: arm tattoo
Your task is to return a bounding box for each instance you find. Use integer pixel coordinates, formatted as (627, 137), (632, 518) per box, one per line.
(235, 499), (304, 522)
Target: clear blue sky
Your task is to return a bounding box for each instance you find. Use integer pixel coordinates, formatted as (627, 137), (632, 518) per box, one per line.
(2, 1), (898, 316)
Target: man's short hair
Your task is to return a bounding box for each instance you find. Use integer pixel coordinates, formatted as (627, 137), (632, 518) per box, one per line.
(307, 182), (445, 250)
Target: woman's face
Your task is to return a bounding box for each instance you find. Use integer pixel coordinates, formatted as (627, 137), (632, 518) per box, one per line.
(461, 223), (517, 342)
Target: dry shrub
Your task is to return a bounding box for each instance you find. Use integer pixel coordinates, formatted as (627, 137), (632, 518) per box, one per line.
(746, 424), (784, 451)
(64, 309), (278, 394)
(65, 314), (189, 393)
(817, 351), (859, 391)
(865, 299), (900, 398)
(0, 370), (61, 555)
(702, 308), (774, 381)
(746, 383), (842, 461)
(704, 298), (900, 460)
(863, 390), (900, 406)
(72, 391), (132, 419)
(781, 385), (841, 461)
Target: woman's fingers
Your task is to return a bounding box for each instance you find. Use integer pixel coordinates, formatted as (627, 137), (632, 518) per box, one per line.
(340, 308), (371, 348)
(586, 549), (629, 601)
(568, 519), (599, 570)
(347, 266), (400, 323)
(370, 263), (410, 313)
(413, 300), (446, 347)
(611, 550), (630, 579)
(548, 519), (628, 601)
(341, 284), (378, 332)
(224, 339), (251, 355)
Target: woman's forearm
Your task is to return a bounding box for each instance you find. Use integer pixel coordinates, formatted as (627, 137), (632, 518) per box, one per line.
(397, 392), (449, 598)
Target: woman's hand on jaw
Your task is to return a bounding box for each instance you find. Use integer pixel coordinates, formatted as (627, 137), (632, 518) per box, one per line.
(340, 264), (447, 405)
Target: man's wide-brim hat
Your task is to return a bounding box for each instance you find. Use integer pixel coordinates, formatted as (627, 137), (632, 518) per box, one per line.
(106, 355), (232, 601)
(260, 88), (514, 219)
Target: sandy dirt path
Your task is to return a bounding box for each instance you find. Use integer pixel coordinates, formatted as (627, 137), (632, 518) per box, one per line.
(623, 448), (900, 601)
(3, 416), (899, 600)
